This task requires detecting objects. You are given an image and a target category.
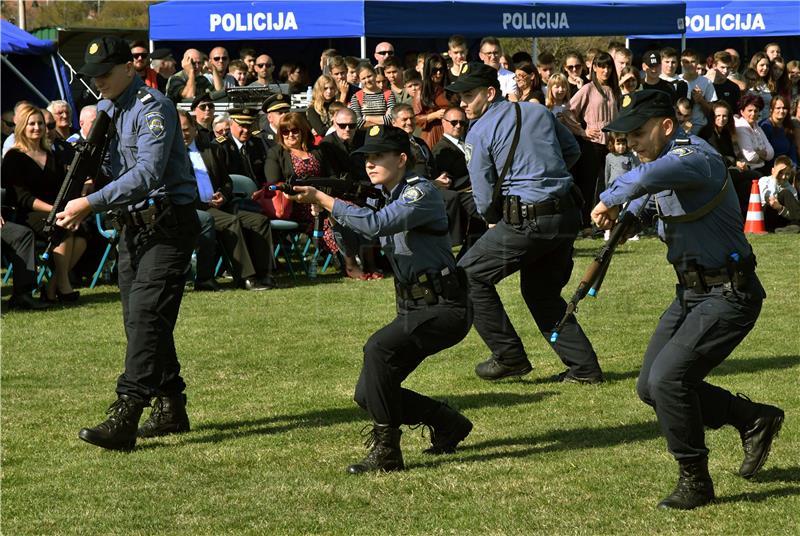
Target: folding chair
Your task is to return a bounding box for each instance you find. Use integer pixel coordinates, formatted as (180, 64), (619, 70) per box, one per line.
(90, 212), (119, 288)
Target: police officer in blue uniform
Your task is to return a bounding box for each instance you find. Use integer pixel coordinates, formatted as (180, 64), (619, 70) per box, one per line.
(289, 125), (472, 474)
(592, 90), (784, 510)
(57, 36), (201, 451)
(446, 63), (602, 383)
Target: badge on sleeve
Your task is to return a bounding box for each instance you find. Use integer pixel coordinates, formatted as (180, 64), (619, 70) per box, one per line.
(464, 142), (472, 164)
(670, 146), (694, 157)
(402, 185), (425, 203)
(144, 111), (165, 138)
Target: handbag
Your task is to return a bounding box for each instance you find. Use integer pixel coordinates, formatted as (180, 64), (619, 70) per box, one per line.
(252, 183), (293, 219)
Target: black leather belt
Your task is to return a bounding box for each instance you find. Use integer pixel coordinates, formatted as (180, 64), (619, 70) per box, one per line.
(502, 195), (568, 225)
(675, 255), (756, 293)
(395, 269), (464, 305)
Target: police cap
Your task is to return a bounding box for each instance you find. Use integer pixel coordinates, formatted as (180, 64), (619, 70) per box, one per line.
(228, 107), (258, 126)
(352, 125), (411, 156)
(190, 93), (214, 111)
(445, 62), (500, 93)
(262, 93), (291, 113)
(603, 90), (675, 133)
(78, 36), (134, 77)
(150, 48), (173, 61)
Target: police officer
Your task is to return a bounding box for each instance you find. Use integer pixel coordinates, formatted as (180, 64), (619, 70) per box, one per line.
(56, 36), (201, 450)
(591, 90), (784, 509)
(289, 125), (472, 473)
(213, 107), (267, 186)
(446, 63), (602, 383)
(257, 93), (290, 151)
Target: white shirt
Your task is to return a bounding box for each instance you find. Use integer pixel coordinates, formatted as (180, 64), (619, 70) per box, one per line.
(734, 115), (774, 170)
(443, 133), (466, 154)
(204, 73), (238, 89)
(679, 75), (717, 134)
(497, 68), (517, 98)
(2, 134), (15, 156)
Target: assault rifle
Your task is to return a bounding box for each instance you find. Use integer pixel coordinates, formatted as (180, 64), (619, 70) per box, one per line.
(550, 196), (651, 343)
(42, 110), (112, 262)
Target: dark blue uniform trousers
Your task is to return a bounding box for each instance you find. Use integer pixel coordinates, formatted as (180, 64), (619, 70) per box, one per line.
(115, 203), (200, 402)
(458, 209), (600, 376)
(637, 278), (764, 461)
(354, 298), (471, 426)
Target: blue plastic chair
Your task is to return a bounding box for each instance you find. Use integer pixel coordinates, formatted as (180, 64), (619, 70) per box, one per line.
(90, 212), (118, 288)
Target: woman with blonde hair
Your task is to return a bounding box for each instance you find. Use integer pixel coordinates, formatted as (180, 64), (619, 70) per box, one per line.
(306, 74), (340, 136)
(1, 103), (86, 303)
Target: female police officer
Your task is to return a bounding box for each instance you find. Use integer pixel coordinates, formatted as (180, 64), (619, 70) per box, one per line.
(289, 125), (472, 473)
(592, 90), (784, 510)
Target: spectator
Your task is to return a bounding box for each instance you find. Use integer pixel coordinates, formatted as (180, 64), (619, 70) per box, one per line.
(1, 108), (14, 146)
(748, 52), (772, 120)
(213, 107), (268, 187)
(42, 108), (73, 173)
(511, 51), (533, 66)
(206, 46), (237, 90)
(769, 56), (791, 102)
(279, 62), (308, 95)
(329, 56), (358, 104)
(415, 52), (427, 75)
(306, 74), (339, 136)
(391, 103), (434, 179)
(641, 50), (676, 103)
(618, 66), (640, 96)
(374, 42), (395, 67)
(675, 97), (694, 134)
(403, 69), (423, 103)
(724, 47), (746, 90)
(792, 96), (800, 154)
(603, 131), (640, 240)
(508, 61), (544, 103)
(707, 51), (741, 111)
(319, 47), (338, 76)
(563, 51), (588, 97)
(1, 103), (86, 303)
(258, 93), (291, 150)
(150, 48), (177, 79)
(735, 93), (774, 174)
(585, 47), (601, 72)
(660, 47), (689, 99)
(759, 156), (800, 231)
(66, 105), (97, 144)
(3, 100), (33, 156)
(349, 64), (395, 129)
(130, 40), (166, 93)
(47, 100), (73, 141)
(166, 48), (214, 104)
(239, 47), (257, 83)
(479, 37), (516, 97)
(190, 94), (215, 145)
(249, 54), (282, 93)
(228, 59), (249, 87)
(786, 60), (800, 99)
(414, 54), (451, 148)
(765, 42), (782, 62)
(499, 54), (511, 71)
(545, 73), (572, 115)
(760, 95), (797, 165)
(536, 51), (556, 91)
(613, 47), (633, 76)
(345, 56), (361, 86)
(447, 35), (468, 82)
(383, 57), (409, 104)
(212, 113), (230, 138)
(1, 209), (50, 310)
(374, 66), (388, 91)
(679, 48), (717, 135)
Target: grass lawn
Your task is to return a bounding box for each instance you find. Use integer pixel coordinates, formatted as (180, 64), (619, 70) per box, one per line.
(2, 234), (798, 535)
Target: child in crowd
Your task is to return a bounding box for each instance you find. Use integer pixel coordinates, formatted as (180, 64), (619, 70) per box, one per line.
(618, 66), (640, 95)
(675, 98), (693, 134)
(545, 73), (571, 114)
(604, 132), (640, 240)
(759, 155), (800, 232)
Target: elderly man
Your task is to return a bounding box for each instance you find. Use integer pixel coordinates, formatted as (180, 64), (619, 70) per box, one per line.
(257, 93), (290, 151)
(66, 105), (97, 143)
(214, 107), (268, 187)
(47, 100), (74, 140)
(150, 48), (177, 79)
(374, 42), (395, 67)
(130, 40), (166, 93)
(166, 48), (214, 104)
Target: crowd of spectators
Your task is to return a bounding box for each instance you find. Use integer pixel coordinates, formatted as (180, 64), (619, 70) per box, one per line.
(2, 35), (799, 310)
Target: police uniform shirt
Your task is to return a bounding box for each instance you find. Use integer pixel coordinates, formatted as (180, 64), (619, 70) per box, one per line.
(330, 175), (454, 285)
(599, 134), (751, 269)
(86, 76), (197, 211)
(465, 99), (580, 216)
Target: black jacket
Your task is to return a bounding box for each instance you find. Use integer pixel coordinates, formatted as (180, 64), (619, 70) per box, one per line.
(432, 135), (470, 190)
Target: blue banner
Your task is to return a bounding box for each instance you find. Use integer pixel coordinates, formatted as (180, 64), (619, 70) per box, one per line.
(149, 0), (365, 41)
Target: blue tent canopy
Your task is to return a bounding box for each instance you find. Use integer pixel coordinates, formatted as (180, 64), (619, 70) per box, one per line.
(149, 0), (365, 41)
(364, 0), (687, 37)
(0, 19), (56, 55)
(629, 0), (800, 39)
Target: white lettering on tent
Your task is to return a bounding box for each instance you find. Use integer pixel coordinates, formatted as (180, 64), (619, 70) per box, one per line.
(685, 12), (766, 33)
(209, 11), (298, 32)
(502, 12), (568, 30)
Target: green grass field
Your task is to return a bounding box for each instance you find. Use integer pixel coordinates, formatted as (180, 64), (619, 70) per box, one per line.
(2, 235), (798, 535)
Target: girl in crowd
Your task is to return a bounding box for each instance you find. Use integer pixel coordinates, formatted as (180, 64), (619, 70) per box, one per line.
(508, 61), (544, 104)
(414, 54), (451, 149)
(279, 62), (308, 95)
(748, 52), (772, 120)
(603, 131), (640, 240)
(769, 57), (791, 102)
(1, 103), (86, 303)
(563, 51), (589, 97)
(306, 75), (340, 137)
(374, 66), (388, 91)
(760, 95), (797, 165)
(349, 64), (396, 129)
(618, 66), (640, 96)
(735, 94), (775, 175)
(545, 73), (571, 115)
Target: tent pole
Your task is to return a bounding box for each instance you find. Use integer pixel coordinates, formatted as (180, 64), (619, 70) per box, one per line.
(149, 39), (154, 53)
(1, 56), (51, 106)
(680, 33), (686, 53)
(50, 54), (66, 100)
(360, 36), (366, 59)
(58, 51), (102, 100)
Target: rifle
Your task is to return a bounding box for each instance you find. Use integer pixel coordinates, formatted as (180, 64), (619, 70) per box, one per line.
(549, 195), (650, 343)
(41, 110), (112, 262)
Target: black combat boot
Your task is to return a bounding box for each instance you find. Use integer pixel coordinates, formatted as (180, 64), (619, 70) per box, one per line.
(475, 356), (532, 381)
(422, 402), (473, 455)
(137, 394), (191, 438)
(732, 394), (784, 479)
(78, 395), (145, 451)
(347, 424), (404, 474)
(657, 458), (715, 510)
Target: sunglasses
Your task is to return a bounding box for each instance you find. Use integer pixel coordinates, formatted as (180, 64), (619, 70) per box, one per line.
(46, 122), (56, 129)
(336, 122), (357, 130)
(132, 52), (149, 59)
(565, 65), (581, 70)
(444, 119), (468, 127)
(212, 56), (229, 61)
(376, 50), (394, 56)
(256, 62), (273, 68)
(197, 103), (215, 111)
(280, 128), (300, 136)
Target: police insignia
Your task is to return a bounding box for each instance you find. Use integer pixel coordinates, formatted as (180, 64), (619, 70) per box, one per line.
(369, 125), (381, 136)
(402, 185), (425, 203)
(461, 64), (469, 74)
(670, 146), (694, 157)
(622, 95), (632, 108)
(89, 43), (99, 55)
(144, 112), (166, 138)
(464, 142), (473, 164)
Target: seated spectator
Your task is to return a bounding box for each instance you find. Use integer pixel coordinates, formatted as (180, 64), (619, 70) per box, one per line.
(130, 40), (166, 93)
(329, 56), (358, 104)
(1, 104), (86, 303)
(191, 93), (216, 145)
(1, 108), (14, 146)
(179, 110), (276, 291)
(618, 66), (640, 96)
(373, 42), (395, 68)
(258, 93), (291, 150)
(206, 46), (237, 90)
(212, 113), (230, 139)
(166, 48), (214, 104)
(748, 52), (773, 120)
(769, 56), (791, 102)
(150, 48), (177, 79)
(792, 96), (800, 154)
(349, 64), (396, 129)
(563, 51), (589, 97)
(213, 107), (268, 187)
(735, 94), (774, 175)
(279, 62), (308, 95)
(239, 47), (257, 83)
(382, 57), (409, 104)
(679, 48), (717, 134)
(306, 75), (340, 137)
(66, 105), (97, 144)
(759, 156), (800, 232)
(46, 100), (74, 141)
(760, 95), (797, 165)
(641, 51), (676, 103)
(391, 103), (435, 179)
(479, 37), (516, 97)
(509, 61), (544, 104)
(228, 59), (249, 87)
(248, 54), (282, 93)
(414, 54), (451, 148)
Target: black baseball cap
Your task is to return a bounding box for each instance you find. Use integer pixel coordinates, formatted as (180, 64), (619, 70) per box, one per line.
(78, 36), (134, 77)
(150, 48), (173, 61)
(352, 125), (410, 156)
(644, 51), (661, 67)
(190, 93), (214, 111)
(603, 90), (675, 133)
(445, 62), (501, 93)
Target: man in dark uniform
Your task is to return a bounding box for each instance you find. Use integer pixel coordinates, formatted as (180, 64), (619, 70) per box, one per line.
(213, 108), (267, 187)
(289, 125), (473, 473)
(592, 90), (784, 510)
(57, 36), (201, 451)
(256, 93), (290, 152)
(447, 63), (602, 384)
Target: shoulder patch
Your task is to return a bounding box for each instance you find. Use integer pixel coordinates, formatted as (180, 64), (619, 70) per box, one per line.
(216, 135), (227, 143)
(670, 146), (694, 157)
(144, 111), (166, 138)
(251, 129), (262, 136)
(464, 142), (472, 164)
(402, 185), (425, 203)
(137, 88), (155, 104)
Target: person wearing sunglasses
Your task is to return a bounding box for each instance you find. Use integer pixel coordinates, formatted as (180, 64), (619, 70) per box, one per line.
(190, 93), (216, 146)
(373, 42), (395, 67)
(166, 48), (215, 104)
(508, 61), (544, 104)
(562, 51), (589, 98)
(1, 109), (15, 146)
(213, 107), (268, 188)
(414, 53), (452, 149)
(204, 46), (237, 90)
(130, 39), (166, 93)
(248, 53), (282, 94)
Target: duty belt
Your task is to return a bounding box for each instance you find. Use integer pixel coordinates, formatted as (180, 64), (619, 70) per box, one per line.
(395, 268), (464, 305)
(502, 195), (568, 225)
(110, 198), (173, 231)
(675, 255), (756, 293)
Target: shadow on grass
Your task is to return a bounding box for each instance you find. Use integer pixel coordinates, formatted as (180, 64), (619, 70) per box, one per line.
(177, 390), (556, 447)
(751, 466), (800, 484)
(409, 420), (661, 469)
(714, 354), (799, 377)
(716, 486), (800, 504)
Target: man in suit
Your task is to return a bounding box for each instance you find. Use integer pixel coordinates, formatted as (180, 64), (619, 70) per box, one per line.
(391, 103), (436, 179)
(432, 106), (486, 257)
(180, 110), (276, 291)
(319, 108), (365, 177)
(191, 93), (215, 146)
(213, 108), (268, 187)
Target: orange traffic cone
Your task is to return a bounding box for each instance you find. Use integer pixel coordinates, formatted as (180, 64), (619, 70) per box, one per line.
(744, 179), (767, 234)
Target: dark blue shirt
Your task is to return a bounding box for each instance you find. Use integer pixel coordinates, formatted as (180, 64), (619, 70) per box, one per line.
(87, 76), (196, 211)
